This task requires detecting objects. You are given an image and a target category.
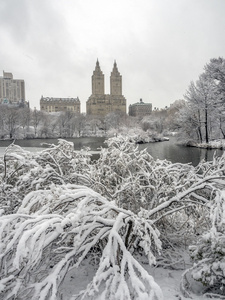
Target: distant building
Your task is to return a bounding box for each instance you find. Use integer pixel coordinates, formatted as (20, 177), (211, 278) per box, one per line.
(40, 96), (80, 113)
(0, 71), (27, 107)
(86, 60), (126, 117)
(129, 99), (152, 117)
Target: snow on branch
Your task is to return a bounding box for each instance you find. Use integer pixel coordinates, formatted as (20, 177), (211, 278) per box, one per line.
(0, 184), (163, 300)
(0, 136), (224, 299)
(0, 139), (91, 215)
(184, 190), (225, 297)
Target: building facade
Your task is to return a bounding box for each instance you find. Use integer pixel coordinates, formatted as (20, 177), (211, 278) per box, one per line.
(40, 96), (80, 113)
(0, 71), (27, 107)
(129, 99), (152, 118)
(86, 60), (126, 117)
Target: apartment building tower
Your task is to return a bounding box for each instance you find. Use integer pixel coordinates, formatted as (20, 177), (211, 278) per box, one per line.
(0, 71), (26, 106)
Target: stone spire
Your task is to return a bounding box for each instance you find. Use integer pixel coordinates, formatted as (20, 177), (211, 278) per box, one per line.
(110, 60), (122, 96)
(93, 59), (103, 75)
(92, 59), (105, 95)
(112, 60), (120, 75)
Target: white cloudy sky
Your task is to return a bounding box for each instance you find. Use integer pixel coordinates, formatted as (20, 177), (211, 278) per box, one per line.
(1, 0), (225, 112)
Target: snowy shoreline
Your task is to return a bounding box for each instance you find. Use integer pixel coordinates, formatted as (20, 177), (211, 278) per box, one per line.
(135, 136), (170, 144)
(186, 139), (225, 150)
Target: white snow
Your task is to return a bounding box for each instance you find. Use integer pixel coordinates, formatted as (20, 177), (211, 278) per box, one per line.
(0, 137), (225, 300)
(59, 260), (215, 300)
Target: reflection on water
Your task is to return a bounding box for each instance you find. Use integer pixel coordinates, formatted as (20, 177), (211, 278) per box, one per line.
(0, 137), (107, 159)
(0, 136), (223, 166)
(0, 137), (106, 151)
(139, 136), (224, 166)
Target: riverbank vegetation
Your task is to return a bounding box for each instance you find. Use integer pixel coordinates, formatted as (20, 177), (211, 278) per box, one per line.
(0, 137), (225, 299)
(0, 106), (174, 144)
(0, 57), (224, 149)
(0, 100), (182, 144)
(177, 57), (225, 145)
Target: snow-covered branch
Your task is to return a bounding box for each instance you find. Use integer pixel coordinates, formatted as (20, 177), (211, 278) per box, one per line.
(0, 137), (224, 299)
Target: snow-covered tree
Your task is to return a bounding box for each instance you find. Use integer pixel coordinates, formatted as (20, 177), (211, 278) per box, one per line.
(181, 74), (215, 143)
(0, 186), (163, 299)
(0, 137), (225, 299)
(0, 140), (91, 215)
(189, 191), (225, 294)
(31, 109), (45, 137)
(178, 57), (225, 143)
(18, 107), (31, 138)
(204, 57), (225, 139)
(0, 106), (20, 139)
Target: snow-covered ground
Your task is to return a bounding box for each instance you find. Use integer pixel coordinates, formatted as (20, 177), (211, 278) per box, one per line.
(58, 247), (214, 299)
(150, 267), (214, 300)
(1, 137), (225, 300)
(0, 147), (46, 156)
(0, 147), (100, 157)
(59, 262), (213, 300)
(189, 139), (225, 149)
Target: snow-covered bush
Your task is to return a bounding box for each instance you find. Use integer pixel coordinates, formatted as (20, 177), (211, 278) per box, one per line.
(90, 135), (194, 212)
(0, 143), (39, 214)
(179, 155), (225, 297)
(89, 136), (214, 259)
(188, 190), (225, 296)
(0, 140), (91, 215)
(0, 184), (163, 300)
(37, 139), (91, 181)
(107, 126), (167, 143)
(0, 137), (225, 299)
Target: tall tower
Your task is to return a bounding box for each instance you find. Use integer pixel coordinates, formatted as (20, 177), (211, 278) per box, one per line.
(87, 60), (126, 116)
(92, 60), (104, 95)
(110, 61), (122, 96)
(0, 71), (25, 105)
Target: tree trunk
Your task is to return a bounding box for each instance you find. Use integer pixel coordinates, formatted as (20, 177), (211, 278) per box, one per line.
(219, 117), (225, 139)
(205, 104), (209, 143)
(197, 127), (202, 143)
(197, 110), (203, 143)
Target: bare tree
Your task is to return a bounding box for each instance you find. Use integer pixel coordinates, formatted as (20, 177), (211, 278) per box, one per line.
(204, 57), (225, 138)
(179, 57), (225, 143)
(74, 113), (86, 137)
(18, 107), (31, 138)
(3, 107), (20, 139)
(31, 109), (45, 137)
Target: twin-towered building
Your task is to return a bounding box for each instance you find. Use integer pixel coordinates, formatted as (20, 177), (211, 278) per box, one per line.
(0, 62), (153, 118)
(38, 60), (151, 117)
(40, 60), (127, 116)
(86, 60), (126, 117)
(1, 63), (152, 118)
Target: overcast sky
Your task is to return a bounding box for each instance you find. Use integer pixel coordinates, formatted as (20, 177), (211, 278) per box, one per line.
(1, 0), (225, 112)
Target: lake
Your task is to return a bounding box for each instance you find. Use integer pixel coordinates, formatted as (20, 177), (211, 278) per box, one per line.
(138, 136), (224, 166)
(0, 136), (223, 166)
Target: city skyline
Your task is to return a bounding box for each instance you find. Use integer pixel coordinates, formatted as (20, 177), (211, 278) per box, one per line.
(1, 0), (225, 112)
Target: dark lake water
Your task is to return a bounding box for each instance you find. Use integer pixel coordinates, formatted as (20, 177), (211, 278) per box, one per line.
(0, 137), (106, 151)
(0, 136), (223, 166)
(138, 137), (224, 166)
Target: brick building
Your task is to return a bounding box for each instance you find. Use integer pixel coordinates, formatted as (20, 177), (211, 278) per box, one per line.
(40, 96), (80, 113)
(129, 99), (152, 117)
